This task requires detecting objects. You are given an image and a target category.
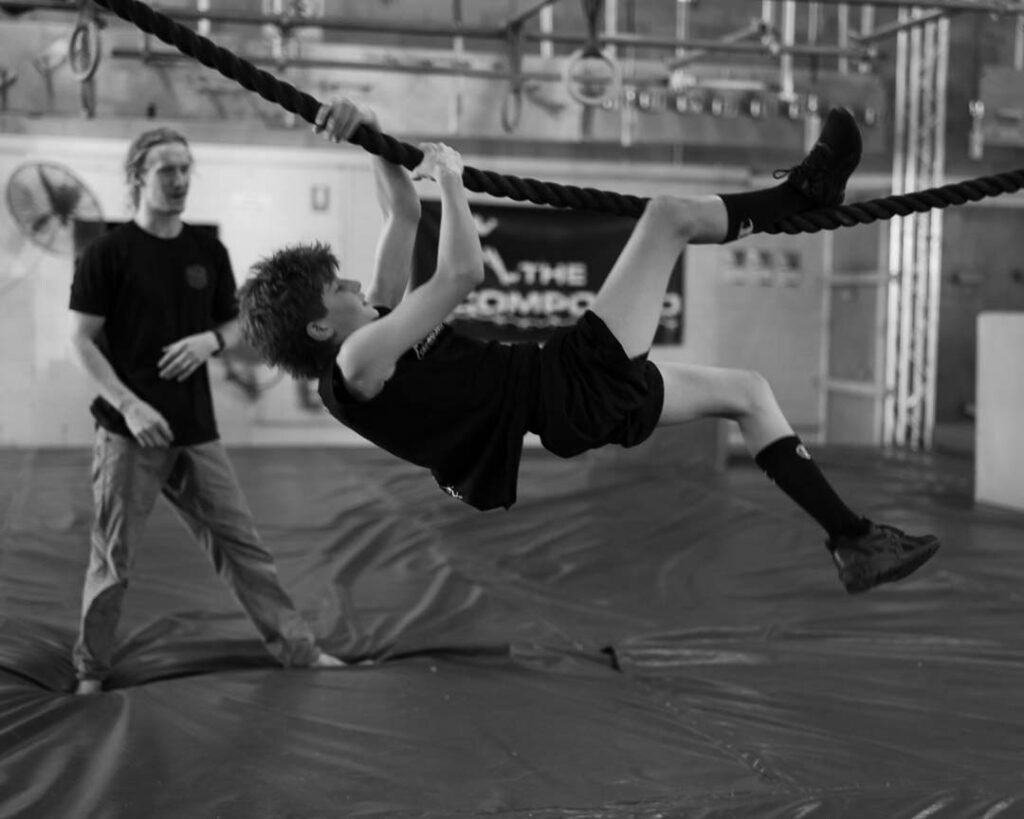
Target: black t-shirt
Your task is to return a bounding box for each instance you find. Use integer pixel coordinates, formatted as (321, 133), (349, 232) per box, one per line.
(69, 221), (238, 445)
(318, 314), (539, 511)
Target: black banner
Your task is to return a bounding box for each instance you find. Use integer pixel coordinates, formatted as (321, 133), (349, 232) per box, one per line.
(411, 201), (684, 345)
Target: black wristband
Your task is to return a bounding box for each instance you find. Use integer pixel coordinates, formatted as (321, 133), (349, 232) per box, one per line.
(212, 329), (225, 355)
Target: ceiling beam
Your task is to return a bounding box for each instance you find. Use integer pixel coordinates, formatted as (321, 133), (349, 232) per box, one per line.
(782, 0), (1024, 13)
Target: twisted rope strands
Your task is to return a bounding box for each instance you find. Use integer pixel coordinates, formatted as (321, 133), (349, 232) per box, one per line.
(93, 0), (1024, 233)
(92, 0), (649, 217)
(769, 169), (1024, 234)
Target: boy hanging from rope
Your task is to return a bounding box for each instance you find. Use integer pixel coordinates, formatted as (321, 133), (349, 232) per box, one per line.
(238, 98), (939, 594)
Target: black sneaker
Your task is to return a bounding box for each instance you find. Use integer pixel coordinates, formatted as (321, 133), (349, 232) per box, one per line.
(828, 521), (940, 594)
(775, 107), (863, 208)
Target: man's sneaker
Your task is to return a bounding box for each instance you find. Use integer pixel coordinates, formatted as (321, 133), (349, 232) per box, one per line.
(775, 107), (863, 208)
(828, 521), (940, 594)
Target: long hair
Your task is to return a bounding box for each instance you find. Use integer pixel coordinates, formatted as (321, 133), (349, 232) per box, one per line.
(124, 127), (189, 211)
(238, 242), (341, 381)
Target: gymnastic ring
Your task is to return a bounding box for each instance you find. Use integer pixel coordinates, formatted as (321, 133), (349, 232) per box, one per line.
(68, 20), (101, 83)
(562, 46), (620, 107)
(501, 86), (522, 134)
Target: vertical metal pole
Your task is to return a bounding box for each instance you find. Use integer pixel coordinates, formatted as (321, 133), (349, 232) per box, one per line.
(885, 5), (948, 451)
(860, 3), (875, 70)
(923, 15), (949, 449)
(1016, 13), (1024, 70)
(762, 0), (777, 65)
(263, 0), (286, 70)
(898, 13), (923, 448)
(762, 0), (778, 106)
(613, 0), (635, 148)
(539, 3), (554, 58)
(781, 0), (797, 100)
(673, 1), (690, 164)
(885, 7), (908, 446)
(910, 13), (933, 448)
(605, 0), (618, 59)
(450, 0), (464, 134)
(197, 0), (211, 37)
(860, 4), (875, 40)
(837, 3), (850, 73)
(676, 0), (690, 61)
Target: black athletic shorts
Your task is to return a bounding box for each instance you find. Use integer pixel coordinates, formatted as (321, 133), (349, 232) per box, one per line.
(531, 310), (665, 459)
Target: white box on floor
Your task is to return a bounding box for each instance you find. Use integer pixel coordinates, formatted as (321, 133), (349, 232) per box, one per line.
(975, 312), (1024, 512)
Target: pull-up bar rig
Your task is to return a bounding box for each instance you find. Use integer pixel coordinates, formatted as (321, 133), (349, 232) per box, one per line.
(46, 0), (1024, 233)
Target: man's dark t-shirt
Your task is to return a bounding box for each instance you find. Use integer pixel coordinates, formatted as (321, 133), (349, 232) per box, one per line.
(69, 221), (238, 445)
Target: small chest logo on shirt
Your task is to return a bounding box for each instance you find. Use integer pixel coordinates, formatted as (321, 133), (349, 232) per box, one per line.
(185, 264), (209, 290)
(413, 323), (445, 359)
(439, 483), (464, 501)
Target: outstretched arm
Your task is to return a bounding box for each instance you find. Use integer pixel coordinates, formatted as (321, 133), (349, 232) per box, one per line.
(338, 142), (483, 401)
(314, 99), (421, 309)
(368, 130), (421, 309)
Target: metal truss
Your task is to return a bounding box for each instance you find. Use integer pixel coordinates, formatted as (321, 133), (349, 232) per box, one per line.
(884, 7), (949, 449)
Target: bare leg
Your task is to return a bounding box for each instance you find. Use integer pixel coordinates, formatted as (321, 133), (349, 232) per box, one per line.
(657, 360), (940, 594)
(657, 361), (865, 535)
(656, 362), (792, 455)
(589, 195), (727, 359)
(593, 110), (866, 360)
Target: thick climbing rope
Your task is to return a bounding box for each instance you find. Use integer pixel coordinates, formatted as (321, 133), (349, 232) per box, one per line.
(93, 0), (1024, 234)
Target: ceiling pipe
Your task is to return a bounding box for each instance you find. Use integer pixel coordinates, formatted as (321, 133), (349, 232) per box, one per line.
(850, 9), (955, 44)
(784, 0), (1024, 11)
(667, 18), (768, 70)
(8, 1), (876, 61)
(108, 46), (673, 86)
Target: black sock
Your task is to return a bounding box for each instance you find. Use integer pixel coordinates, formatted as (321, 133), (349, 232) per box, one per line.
(717, 184), (815, 242)
(754, 435), (870, 540)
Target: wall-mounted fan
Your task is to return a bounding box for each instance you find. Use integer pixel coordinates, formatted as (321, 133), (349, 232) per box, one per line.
(5, 161), (103, 256)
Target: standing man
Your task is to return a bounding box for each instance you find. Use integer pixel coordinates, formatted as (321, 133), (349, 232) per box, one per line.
(68, 127), (342, 695)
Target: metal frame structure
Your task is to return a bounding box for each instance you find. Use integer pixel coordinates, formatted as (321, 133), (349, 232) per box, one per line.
(674, 1), (952, 451)
(754, 2), (951, 451)
(10, 0), (878, 64)
(884, 7), (949, 450)
(686, 1), (952, 452)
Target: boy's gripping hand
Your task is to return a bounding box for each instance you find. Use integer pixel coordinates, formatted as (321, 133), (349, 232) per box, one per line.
(313, 98), (379, 142)
(412, 142), (464, 182)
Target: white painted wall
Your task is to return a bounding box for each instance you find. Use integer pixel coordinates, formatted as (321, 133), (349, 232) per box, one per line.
(975, 311), (1024, 512)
